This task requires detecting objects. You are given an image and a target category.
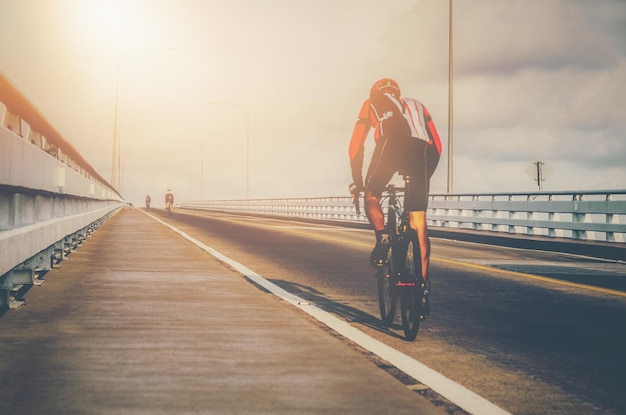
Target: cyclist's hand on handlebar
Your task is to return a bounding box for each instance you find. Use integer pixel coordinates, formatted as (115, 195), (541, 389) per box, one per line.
(349, 183), (363, 215)
(349, 182), (363, 196)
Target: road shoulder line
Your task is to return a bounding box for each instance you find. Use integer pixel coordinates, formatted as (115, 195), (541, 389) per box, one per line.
(145, 210), (512, 415)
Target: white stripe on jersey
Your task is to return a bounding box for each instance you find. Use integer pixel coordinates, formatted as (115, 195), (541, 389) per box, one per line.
(402, 98), (429, 143)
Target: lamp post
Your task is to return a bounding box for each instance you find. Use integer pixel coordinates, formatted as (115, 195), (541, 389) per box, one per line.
(119, 121), (150, 195)
(447, 0), (454, 194)
(207, 101), (250, 199)
(111, 46), (175, 189)
(121, 145), (148, 204)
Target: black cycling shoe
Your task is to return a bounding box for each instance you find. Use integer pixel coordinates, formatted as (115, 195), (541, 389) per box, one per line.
(369, 234), (390, 268)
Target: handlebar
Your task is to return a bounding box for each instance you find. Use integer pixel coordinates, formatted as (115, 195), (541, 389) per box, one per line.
(383, 184), (406, 194)
(350, 183), (407, 214)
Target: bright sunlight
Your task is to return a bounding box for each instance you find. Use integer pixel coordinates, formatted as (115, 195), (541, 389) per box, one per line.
(75, 0), (146, 54)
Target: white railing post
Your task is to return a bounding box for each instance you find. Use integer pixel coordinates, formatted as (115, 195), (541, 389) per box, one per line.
(180, 189), (626, 245)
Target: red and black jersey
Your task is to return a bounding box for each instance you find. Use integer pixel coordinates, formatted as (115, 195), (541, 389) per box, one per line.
(348, 93), (442, 188)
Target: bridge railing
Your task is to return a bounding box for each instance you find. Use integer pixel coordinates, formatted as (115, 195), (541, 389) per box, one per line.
(428, 191), (626, 243)
(180, 189), (626, 244)
(0, 73), (124, 309)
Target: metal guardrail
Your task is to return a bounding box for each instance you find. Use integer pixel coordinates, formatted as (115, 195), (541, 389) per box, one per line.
(181, 196), (368, 223)
(181, 189), (626, 244)
(0, 73), (124, 309)
(429, 191), (626, 243)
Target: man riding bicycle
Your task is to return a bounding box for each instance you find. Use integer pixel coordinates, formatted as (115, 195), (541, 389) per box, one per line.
(165, 190), (174, 211)
(348, 78), (441, 311)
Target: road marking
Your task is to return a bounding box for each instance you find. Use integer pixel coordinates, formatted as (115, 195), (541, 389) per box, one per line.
(145, 210), (512, 415)
(258, 222), (626, 298)
(177, 208), (626, 298)
(269, 222), (626, 298)
(435, 257), (626, 298)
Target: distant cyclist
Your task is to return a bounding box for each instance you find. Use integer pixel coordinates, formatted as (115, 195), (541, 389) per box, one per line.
(145, 194), (151, 211)
(165, 190), (174, 212)
(348, 78), (442, 295)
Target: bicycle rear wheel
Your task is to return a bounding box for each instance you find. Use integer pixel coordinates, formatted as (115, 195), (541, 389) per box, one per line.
(399, 238), (422, 341)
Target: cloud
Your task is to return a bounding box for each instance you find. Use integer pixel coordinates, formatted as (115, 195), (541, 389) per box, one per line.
(428, 1), (626, 193)
(454, 0), (622, 76)
(2, 0), (624, 204)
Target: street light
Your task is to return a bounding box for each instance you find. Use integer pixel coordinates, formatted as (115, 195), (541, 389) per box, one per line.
(111, 46), (175, 189)
(119, 121), (150, 193)
(207, 101), (250, 199)
(447, 0), (454, 194)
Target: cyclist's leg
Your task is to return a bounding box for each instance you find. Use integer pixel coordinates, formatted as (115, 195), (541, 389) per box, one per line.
(365, 191), (389, 267)
(365, 136), (398, 267)
(364, 191), (384, 231)
(404, 139), (430, 283)
(365, 135), (403, 231)
(409, 211), (429, 282)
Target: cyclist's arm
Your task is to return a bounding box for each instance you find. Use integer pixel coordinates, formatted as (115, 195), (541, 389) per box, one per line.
(348, 100), (372, 188)
(424, 106), (441, 154)
(423, 105), (442, 178)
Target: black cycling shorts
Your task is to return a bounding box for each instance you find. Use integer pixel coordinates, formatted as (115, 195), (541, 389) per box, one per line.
(365, 137), (430, 211)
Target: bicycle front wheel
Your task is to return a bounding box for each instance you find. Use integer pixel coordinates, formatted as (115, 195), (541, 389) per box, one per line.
(377, 246), (396, 325)
(399, 239), (422, 341)
(378, 206), (398, 325)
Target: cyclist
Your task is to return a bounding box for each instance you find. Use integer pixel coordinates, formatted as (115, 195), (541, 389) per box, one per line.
(348, 78), (441, 306)
(145, 194), (151, 211)
(165, 190), (174, 212)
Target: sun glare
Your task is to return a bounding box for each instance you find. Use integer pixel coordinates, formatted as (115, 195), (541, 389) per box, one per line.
(79, 0), (143, 53)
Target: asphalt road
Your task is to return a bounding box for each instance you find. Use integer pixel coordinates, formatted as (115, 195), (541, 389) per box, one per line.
(158, 208), (626, 415)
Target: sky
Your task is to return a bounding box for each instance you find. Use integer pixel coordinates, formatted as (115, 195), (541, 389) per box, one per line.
(1, 0), (625, 206)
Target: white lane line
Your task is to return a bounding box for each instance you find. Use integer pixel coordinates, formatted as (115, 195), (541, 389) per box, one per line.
(147, 210), (512, 415)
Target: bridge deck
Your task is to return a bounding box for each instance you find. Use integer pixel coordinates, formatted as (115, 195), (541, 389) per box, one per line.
(0, 207), (445, 415)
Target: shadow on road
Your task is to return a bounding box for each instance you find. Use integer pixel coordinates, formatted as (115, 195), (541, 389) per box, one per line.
(263, 278), (407, 341)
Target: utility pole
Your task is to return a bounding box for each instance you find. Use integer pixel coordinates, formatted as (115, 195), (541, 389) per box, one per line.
(534, 161), (544, 191)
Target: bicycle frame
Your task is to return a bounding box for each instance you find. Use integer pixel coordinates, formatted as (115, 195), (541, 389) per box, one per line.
(375, 178), (425, 341)
(383, 185), (415, 286)
(351, 177), (425, 341)
(384, 186), (409, 243)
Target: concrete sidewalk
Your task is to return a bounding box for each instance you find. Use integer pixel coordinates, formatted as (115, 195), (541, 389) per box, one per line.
(0, 207), (447, 414)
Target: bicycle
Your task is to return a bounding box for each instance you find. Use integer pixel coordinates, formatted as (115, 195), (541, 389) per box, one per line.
(352, 176), (428, 341)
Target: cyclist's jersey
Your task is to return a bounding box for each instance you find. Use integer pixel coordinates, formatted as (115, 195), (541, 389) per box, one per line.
(348, 93), (442, 188)
(165, 193), (174, 204)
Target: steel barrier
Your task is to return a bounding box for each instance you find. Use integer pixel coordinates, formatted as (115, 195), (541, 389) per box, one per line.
(181, 189), (626, 245)
(0, 73), (124, 309)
